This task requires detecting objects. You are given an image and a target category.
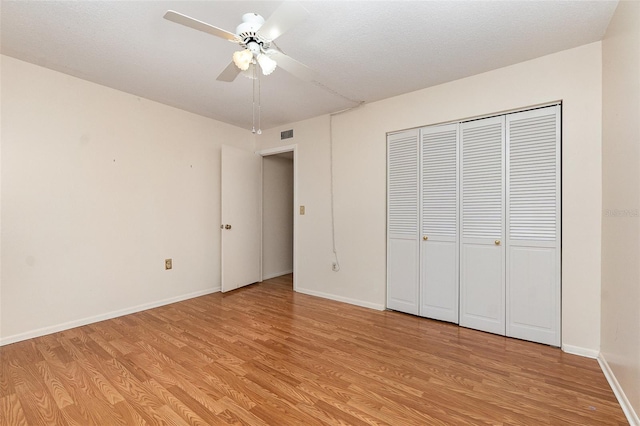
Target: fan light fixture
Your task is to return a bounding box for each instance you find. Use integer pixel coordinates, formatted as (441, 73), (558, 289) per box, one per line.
(257, 54), (277, 75)
(232, 42), (277, 76)
(233, 49), (277, 76)
(232, 49), (253, 71)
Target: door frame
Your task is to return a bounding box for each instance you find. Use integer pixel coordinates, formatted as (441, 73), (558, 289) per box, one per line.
(257, 144), (298, 291)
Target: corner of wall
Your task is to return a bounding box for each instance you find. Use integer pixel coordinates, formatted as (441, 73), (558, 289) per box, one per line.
(600, 0), (640, 422)
(598, 353), (640, 426)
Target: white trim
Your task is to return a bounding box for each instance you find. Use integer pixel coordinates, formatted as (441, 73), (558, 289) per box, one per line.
(386, 101), (562, 136)
(0, 287), (220, 346)
(259, 156), (264, 282)
(296, 287), (385, 311)
(262, 270), (294, 280)
(561, 344), (600, 359)
(598, 353), (640, 426)
(256, 144), (297, 156)
(555, 345), (639, 425)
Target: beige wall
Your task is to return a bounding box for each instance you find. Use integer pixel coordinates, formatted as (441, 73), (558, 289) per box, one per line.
(262, 155), (294, 279)
(258, 117), (347, 304)
(0, 54), (3, 340)
(602, 0), (640, 418)
(257, 42), (603, 352)
(0, 56), (252, 343)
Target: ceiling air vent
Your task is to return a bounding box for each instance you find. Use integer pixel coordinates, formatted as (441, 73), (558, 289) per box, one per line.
(281, 129), (294, 140)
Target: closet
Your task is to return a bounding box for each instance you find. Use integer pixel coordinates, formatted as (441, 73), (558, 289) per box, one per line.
(387, 105), (561, 347)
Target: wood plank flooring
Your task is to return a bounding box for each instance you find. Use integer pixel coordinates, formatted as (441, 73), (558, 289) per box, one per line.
(0, 274), (628, 425)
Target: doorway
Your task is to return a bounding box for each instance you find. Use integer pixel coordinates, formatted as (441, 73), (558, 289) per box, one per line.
(258, 145), (297, 290)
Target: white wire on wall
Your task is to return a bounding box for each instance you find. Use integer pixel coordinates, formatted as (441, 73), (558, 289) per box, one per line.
(328, 102), (365, 272)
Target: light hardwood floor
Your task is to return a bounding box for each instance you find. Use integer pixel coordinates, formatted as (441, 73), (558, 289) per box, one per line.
(0, 274), (627, 425)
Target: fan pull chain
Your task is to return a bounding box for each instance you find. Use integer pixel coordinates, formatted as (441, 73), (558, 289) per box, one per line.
(250, 62), (262, 134)
(257, 69), (262, 135)
(251, 63), (257, 134)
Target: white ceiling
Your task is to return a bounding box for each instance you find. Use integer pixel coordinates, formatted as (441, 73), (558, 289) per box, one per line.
(1, 1), (618, 131)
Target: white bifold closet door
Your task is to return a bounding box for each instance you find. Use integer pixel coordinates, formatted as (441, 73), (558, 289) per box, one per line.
(459, 116), (506, 335)
(506, 106), (561, 346)
(387, 129), (420, 315)
(420, 124), (459, 323)
(387, 105), (560, 347)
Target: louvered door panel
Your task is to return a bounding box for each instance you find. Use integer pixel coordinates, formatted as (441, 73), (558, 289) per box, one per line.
(509, 113), (557, 241)
(461, 122), (503, 239)
(388, 132), (419, 237)
(420, 124), (459, 323)
(387, 130), (419, 315)
(422, 127), (457, 238)
(506, 105), (561, 346)
(459, 116), (505, 335)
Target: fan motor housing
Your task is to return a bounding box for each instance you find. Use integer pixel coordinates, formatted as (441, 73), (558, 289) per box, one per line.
(236, 13), (264, 35)
(236, 13), (270, 50)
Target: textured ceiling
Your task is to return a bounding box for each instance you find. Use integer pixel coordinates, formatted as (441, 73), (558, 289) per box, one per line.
(1, 1), (618, 131)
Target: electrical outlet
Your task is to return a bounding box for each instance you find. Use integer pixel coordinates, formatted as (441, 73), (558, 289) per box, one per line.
(300, 205), (305, 215)
(165, 259), (172, 270)
(332, 262), (339, 271)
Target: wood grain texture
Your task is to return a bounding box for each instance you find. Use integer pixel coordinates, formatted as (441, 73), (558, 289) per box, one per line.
(0, 274), (628, 425)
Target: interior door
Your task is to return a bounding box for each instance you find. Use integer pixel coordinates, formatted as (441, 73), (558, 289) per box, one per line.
(387, 129), (420, 315)
(459, 116), (506, 335)
(420, 123), (459, 323)
(506, 105), (561, 346)
(221, 144), (262, 292)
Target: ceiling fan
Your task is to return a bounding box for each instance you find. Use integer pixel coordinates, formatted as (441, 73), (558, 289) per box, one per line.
(164, 2), (315, 83)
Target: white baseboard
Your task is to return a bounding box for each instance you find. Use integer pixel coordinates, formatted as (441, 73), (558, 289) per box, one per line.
(561, 344), (599, 359)
(262, 269), (294, 280)
(0, 286), (221, 346)
(295, 287), (385, 311)
(598, 353), (640, 426)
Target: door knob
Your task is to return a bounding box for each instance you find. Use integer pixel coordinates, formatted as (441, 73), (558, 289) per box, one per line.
(225, 224), (232, 230)
(423, 236), (428, 241)
(495, 240), (501, 245)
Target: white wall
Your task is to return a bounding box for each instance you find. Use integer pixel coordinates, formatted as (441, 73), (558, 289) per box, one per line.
(602, 0), (640, 420)
(0, 55), (252, 344)
(262, 155), (293, 279)
(257, 42), (603, 352)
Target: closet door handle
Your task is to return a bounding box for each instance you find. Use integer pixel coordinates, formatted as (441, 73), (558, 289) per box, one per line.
(495, 240), (501, 245)
(423, 236), (428, 241)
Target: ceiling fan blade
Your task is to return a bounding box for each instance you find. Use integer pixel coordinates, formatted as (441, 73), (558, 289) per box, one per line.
(270, 51), (316, 82)
(258, 2), (309, 41)
(217, 61), (241, 82)
(164, 10), (238, 42)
